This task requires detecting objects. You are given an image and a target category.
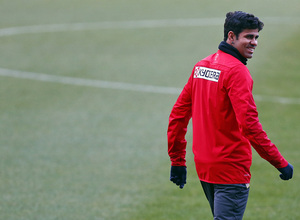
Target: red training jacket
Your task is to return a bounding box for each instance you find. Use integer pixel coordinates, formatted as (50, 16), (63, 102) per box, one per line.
(167, 50), (288, 184)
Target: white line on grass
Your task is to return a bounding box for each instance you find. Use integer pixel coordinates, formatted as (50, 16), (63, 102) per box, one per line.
(0, 17), (300, 37)
(1, 67), (300, 105)
(0, 68), (181, 95)
(0, 18), (223, 37)
(0, 18), (299, 104)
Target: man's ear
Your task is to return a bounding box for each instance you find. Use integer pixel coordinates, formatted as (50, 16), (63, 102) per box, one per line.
(227, 31), (236, 44)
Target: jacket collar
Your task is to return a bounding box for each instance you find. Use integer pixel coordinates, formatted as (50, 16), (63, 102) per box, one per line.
(218, 41), (247, 65)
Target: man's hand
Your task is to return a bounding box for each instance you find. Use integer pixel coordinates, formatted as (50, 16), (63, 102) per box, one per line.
(277, 163), (293, 180)
(170, 166), (187, 189)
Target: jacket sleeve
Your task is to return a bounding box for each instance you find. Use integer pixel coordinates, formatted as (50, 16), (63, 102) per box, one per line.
(227, 65), (288, 169)
(167, 74), (193, 167)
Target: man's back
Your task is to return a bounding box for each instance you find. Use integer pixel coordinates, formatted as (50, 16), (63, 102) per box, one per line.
(191, 50), (253, 184)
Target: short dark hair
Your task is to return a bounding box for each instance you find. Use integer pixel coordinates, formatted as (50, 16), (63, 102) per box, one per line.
(223, 11), (264, 41)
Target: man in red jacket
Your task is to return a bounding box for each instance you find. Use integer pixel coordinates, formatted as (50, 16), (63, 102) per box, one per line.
(167, 11), (293, 219)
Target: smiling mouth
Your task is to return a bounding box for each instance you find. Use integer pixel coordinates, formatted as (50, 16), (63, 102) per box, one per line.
(247, 47), (255, 53)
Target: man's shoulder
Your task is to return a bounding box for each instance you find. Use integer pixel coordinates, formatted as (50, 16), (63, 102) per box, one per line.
(195, 50), (247, 71)
(216, 50), (247, 67)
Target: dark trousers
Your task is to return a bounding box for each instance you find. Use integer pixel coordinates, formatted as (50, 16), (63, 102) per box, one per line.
(201, 181), (250, 220)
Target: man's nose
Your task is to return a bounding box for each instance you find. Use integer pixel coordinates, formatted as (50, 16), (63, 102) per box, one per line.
(250, 38), (258, 46)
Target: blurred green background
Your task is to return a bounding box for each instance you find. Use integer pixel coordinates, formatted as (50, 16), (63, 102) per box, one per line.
(0, 0), (299, 219)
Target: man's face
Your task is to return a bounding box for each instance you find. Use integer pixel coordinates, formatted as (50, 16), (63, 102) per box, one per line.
(231, 29), (259, 59)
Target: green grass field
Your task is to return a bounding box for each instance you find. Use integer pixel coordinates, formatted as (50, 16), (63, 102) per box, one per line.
(0, 0), (299, 219)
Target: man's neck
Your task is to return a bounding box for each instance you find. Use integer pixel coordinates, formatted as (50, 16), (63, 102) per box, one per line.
(218, 41), (248, 65)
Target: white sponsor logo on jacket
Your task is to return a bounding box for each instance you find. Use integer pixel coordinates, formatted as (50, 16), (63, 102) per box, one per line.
(194, 67), (221, 82)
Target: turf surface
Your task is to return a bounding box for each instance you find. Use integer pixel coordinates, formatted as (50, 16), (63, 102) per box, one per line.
(0, 0), (299, 219)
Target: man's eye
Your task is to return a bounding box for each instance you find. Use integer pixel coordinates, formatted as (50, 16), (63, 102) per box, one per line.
(246, 35), (259, 40)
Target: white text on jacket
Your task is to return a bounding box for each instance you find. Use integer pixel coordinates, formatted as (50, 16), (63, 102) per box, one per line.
(194, 67), (221, 82)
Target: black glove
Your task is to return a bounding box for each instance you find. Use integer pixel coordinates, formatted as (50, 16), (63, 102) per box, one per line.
(277, 163), (293, 180)
(170, 166), (187, 189)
